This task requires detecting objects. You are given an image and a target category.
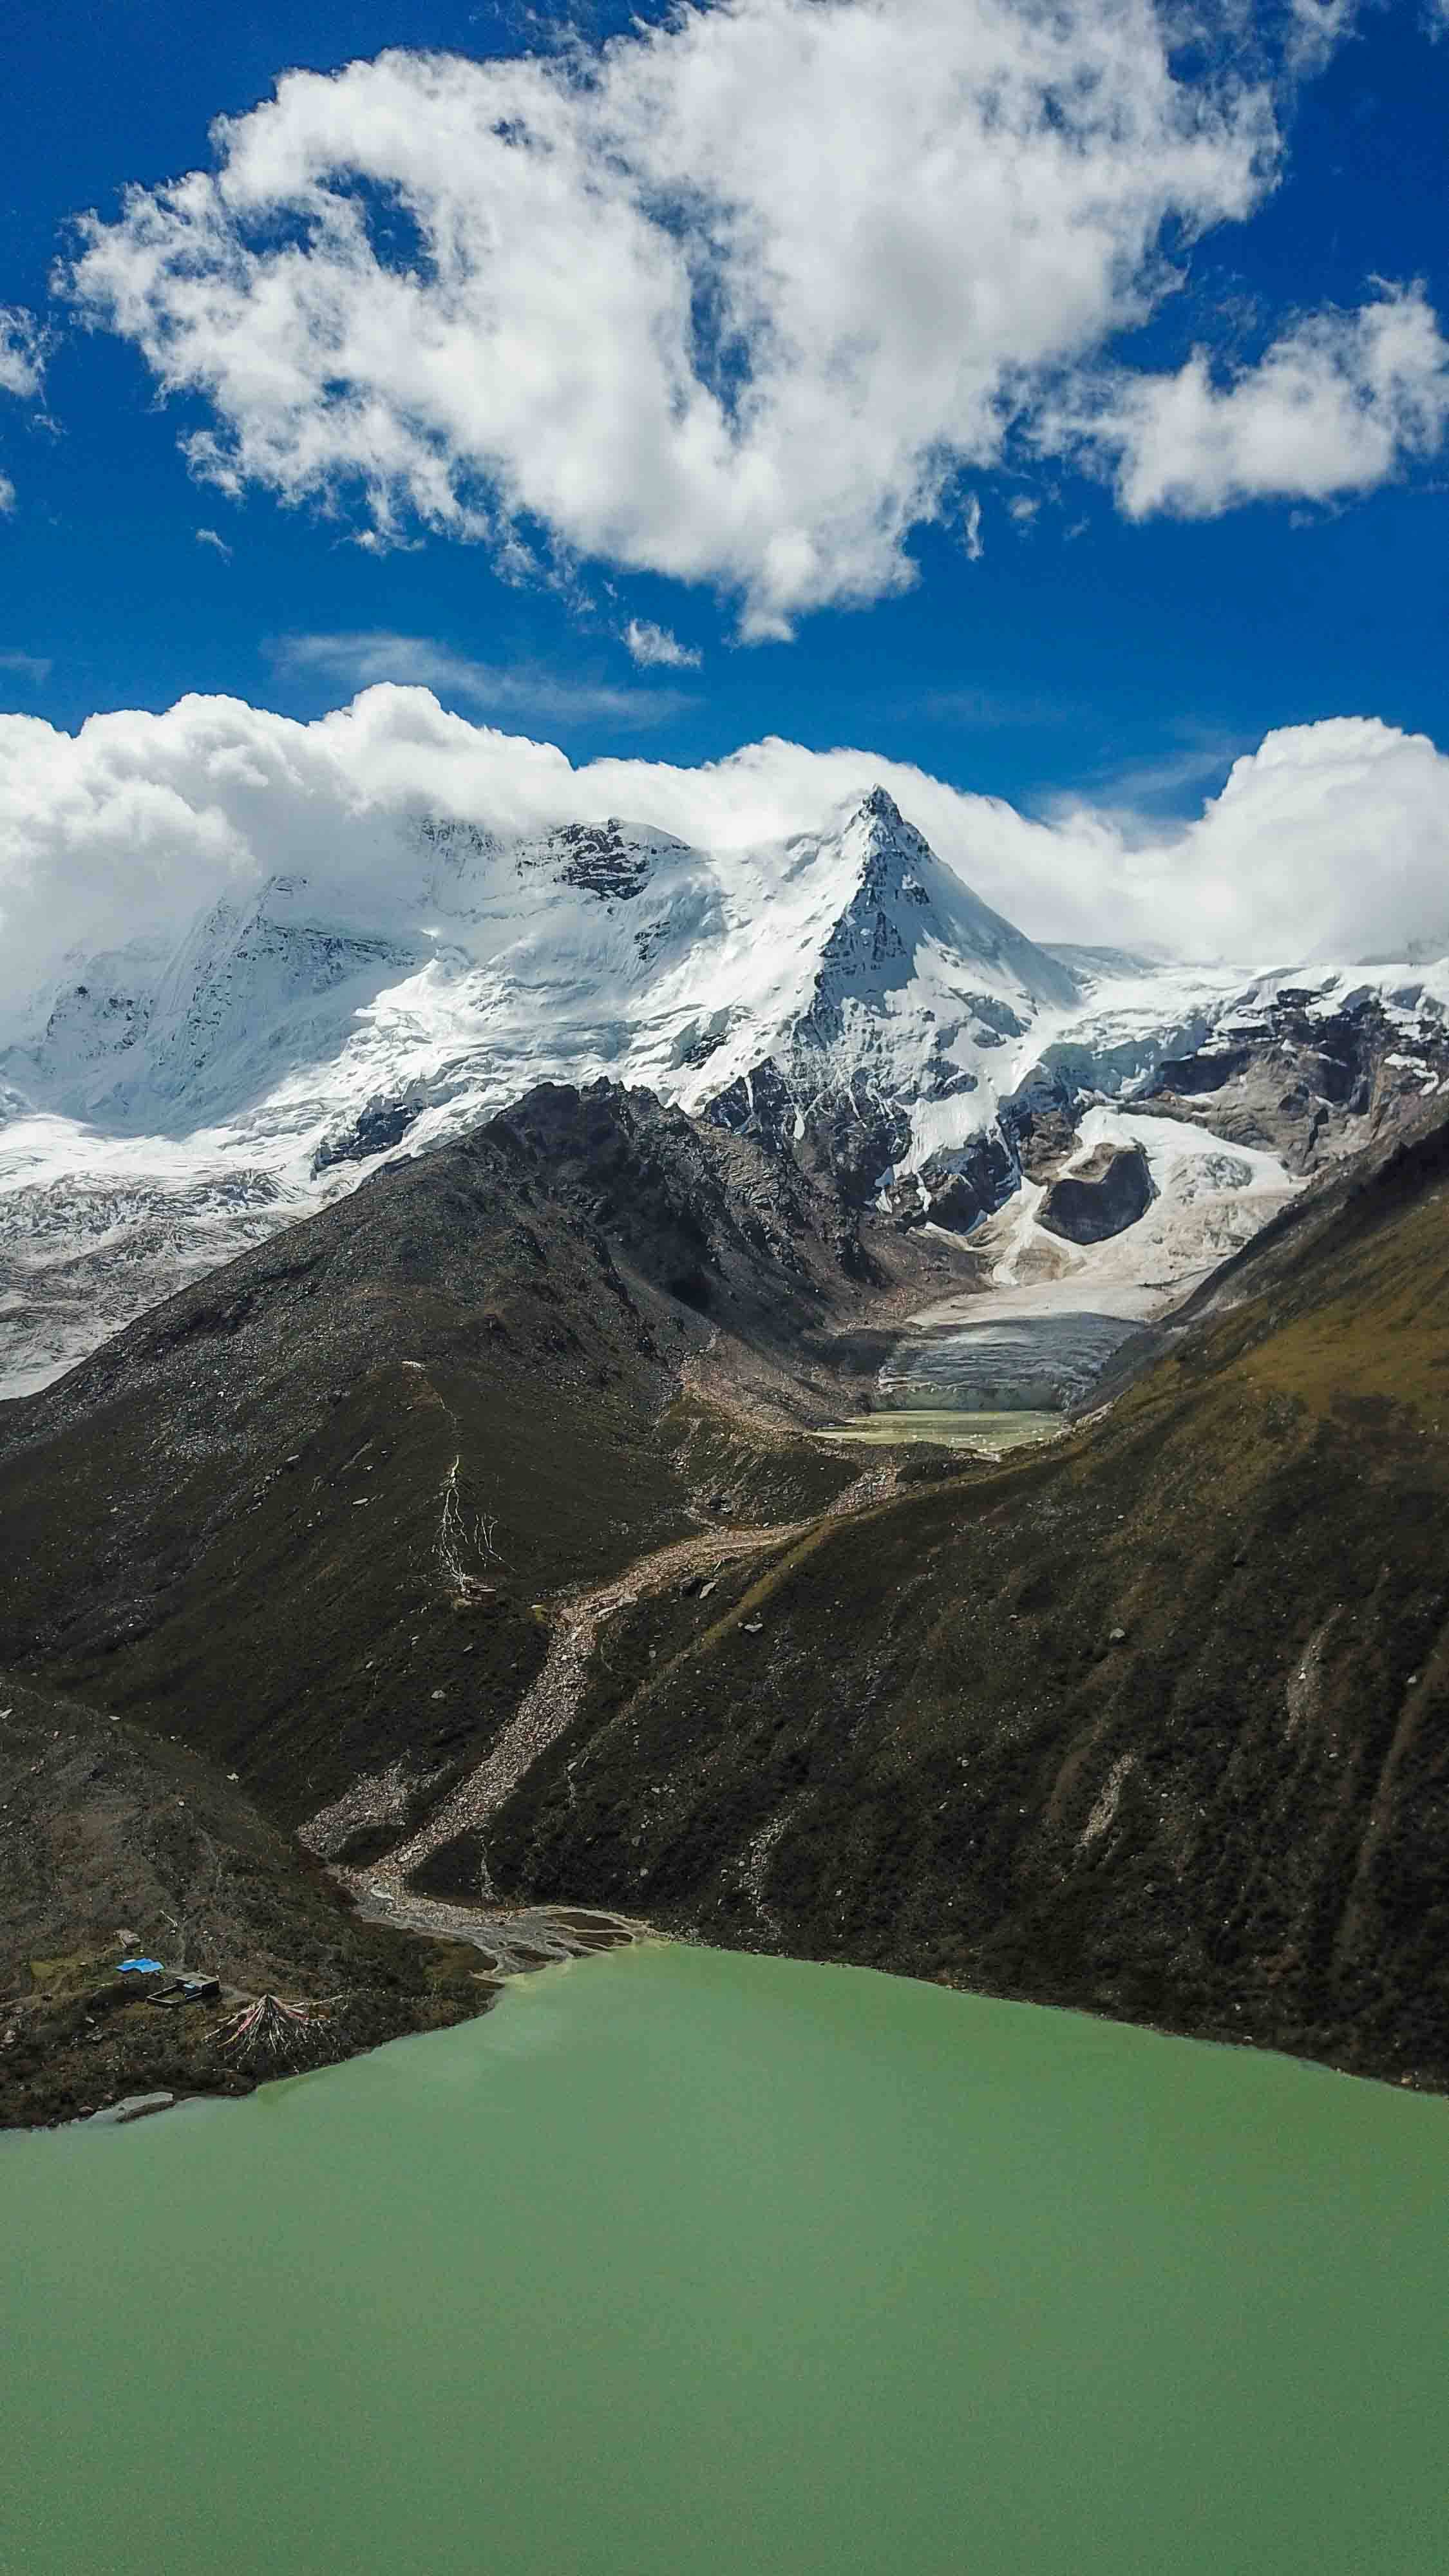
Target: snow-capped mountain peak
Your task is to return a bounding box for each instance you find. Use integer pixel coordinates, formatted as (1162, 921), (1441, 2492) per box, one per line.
(802, 788), (1078, 1025)
(2, 782), (1446, 1396)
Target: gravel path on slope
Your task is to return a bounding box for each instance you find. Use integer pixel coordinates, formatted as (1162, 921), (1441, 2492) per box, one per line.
(373, 1524), (806, 1895)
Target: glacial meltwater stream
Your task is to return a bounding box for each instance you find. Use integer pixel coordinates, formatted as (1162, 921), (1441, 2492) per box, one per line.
(4, 1943), (1446, 2575)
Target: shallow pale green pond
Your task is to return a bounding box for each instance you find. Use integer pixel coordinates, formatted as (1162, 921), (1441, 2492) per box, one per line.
(811, 1406), (1062, 1448)
(3, 1942), (1446, 2575)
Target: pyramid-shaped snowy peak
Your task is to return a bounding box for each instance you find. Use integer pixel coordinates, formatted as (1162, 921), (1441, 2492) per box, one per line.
(802, 789), (1078, 1023)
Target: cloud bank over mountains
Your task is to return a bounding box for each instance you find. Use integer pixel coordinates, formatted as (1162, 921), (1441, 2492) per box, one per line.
(63, 0), (1446, 634)
(1, 687), (1445, 1015)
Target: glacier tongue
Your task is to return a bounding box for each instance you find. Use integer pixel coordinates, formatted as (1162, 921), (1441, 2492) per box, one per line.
(2, 786), (1446, 1397)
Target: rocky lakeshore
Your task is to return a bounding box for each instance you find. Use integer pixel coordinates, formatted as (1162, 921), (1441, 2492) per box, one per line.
(0, 1676), (647, 2128)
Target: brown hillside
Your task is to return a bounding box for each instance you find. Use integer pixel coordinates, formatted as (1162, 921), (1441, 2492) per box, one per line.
(469, 1110), (1449, 2091)
(0, 1677), (493, 2128)
(0, 1082), (961, 1837)
(6, 1083), (1449, 2103)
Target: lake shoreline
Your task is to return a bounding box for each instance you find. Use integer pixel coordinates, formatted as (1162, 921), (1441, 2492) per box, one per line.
(3, 1898), (654, 2134)
(17, 1902), (1441, 2139)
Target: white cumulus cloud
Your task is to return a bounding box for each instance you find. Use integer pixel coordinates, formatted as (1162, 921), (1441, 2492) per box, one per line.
(623, 620), (701, 670)
(64, 1), (1281, 634)
(1286, 0), (1361, 73)
(1160, 718), (1449, 960)
(0, 308), (48, 513)
(1043, 286), (1449, 518)
(0, 690), (1446, 1023)
(0, 309), (44, 403)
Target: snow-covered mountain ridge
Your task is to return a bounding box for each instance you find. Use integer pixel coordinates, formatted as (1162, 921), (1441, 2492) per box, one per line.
(3, 785), (1446, 1396)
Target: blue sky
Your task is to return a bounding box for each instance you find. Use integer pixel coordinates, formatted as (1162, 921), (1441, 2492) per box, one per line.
(1, 0), (1447, 826)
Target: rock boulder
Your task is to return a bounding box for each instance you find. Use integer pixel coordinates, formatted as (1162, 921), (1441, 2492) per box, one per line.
(1038, 1141), (1153, 1245)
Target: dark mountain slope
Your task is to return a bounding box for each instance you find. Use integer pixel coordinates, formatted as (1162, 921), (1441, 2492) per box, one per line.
(0, 1082), (963, 1832)
(10, 1071), (1449, 2101)
(469, 1108), (1449, 2090)
(0, 1676), (493, 2128)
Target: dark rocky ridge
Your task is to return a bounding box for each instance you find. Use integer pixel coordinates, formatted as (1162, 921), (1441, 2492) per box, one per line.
(0, 1081), (965, 1837)
(313, 1097), (422, 1172)
(1038, 1141), (1154, 1244)
(1135, 983), (1449, 1173)
(706, 976), (1449, 1255)
(551, 819), (655, 902)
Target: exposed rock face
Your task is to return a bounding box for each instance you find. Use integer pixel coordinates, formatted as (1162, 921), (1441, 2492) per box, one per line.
(915, 1131), (1018, 1233)
(707, 1061), (914, 1211)
(1154, 1043), (1252, 1096)
(1139, 986), (1449, 1172)
(312, 1098), (422, 1173)
(1003, 1097), (1078, 1185)
(548, 820), (654, 902)
(1038, 1141), (1153, 1244)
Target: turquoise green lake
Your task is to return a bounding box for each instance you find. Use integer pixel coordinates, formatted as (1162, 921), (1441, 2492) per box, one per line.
(3, 1942), (1446, 2575)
